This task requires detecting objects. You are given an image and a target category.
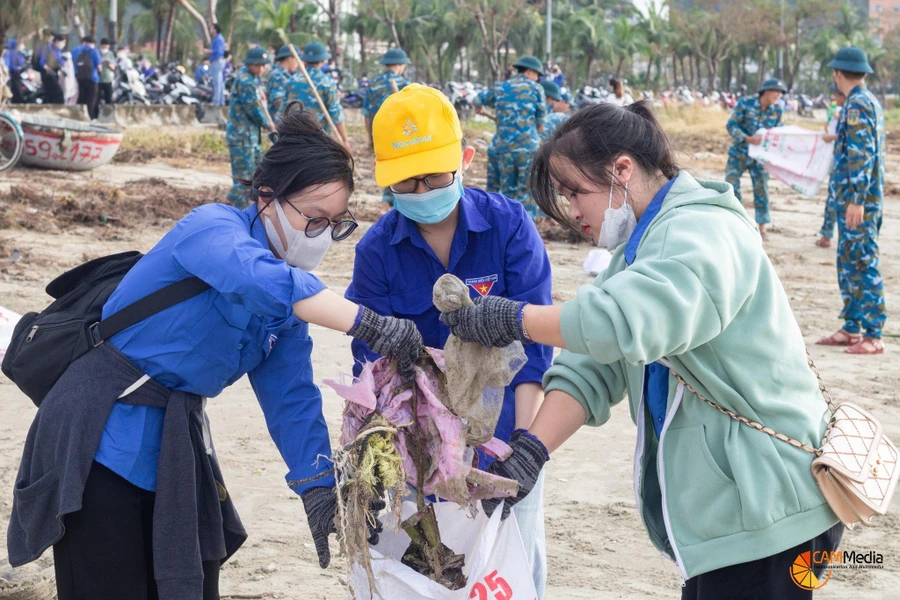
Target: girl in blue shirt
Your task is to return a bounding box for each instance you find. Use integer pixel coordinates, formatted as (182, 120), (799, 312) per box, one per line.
(11, 106), (422, 600)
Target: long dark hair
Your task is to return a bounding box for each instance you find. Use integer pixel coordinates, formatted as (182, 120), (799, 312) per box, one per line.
(609, 78), (624, 99)
(248, 102), (354, 218)
(530, 101), (678, 232)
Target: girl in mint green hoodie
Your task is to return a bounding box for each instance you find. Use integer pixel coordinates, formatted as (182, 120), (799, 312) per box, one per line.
(441, 102), (843, 598)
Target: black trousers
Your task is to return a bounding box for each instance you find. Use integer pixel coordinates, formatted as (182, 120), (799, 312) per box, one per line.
(77, 79), (98, 119)
(53, 462), (220, 600)
(41, 69), (64, 104)
(682, 523), (844, 600)
(9, 70), (24, 103)
(99, 81), (114, 105)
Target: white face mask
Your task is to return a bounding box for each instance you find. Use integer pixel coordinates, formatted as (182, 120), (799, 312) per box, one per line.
(596, 178), (636, 251)
(263, 200), (334, 271)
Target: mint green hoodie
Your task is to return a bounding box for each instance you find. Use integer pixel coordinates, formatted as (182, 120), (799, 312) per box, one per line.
(543, 171), (838, 581)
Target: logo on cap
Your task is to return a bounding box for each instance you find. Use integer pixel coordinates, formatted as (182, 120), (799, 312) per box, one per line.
(402, 119), (418, 136)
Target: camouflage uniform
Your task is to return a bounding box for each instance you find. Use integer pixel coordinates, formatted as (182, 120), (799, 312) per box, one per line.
(725, 96), (784, 224)
(363, 71), (410, 120)
(833, 85), (886, 339)
(285, 67), (344, 135)
(820, 172), (838, 238)
(542, 111), (569, 141)
(474, 74), (546, 217)
(820, 108), (841, 239)
(363, 70), (410, 207)
(266, 64), (292, 123)
(226, 66), (269, 208)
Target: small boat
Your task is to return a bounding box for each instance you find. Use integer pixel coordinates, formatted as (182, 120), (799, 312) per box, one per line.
(0, 112), (124, 172)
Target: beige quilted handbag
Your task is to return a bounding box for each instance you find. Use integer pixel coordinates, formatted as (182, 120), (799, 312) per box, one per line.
(671, 351), (899, 530)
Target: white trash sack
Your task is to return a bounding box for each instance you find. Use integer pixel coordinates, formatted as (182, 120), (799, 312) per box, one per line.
(748, 125), (834, 197)
(583, 248), (612, 277)
(0, 305), (21, 361)
(350, 501), (537, 600)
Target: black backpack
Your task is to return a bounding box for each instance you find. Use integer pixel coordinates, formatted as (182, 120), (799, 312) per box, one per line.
(74, 46), (94, 80)
(1, 252), (210, 407)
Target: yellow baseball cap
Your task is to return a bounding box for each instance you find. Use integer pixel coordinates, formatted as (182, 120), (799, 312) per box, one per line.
(373, 83), (463, 188)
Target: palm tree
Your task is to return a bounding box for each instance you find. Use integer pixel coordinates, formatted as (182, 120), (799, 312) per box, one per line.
(611, 14), (644, 78)
(343, 9), (382, 76)
(638, 0), (670, 89)
(561, 6), (614, 84)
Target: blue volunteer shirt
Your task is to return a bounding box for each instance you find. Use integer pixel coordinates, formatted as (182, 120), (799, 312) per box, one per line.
(345, 188), (553, 467)
(624, 178), (676, 438)
(71, 44), (102, 82)
(94, 203), (334, 493)
(210, 34), (225, 60)
(39, 43), (62, 69)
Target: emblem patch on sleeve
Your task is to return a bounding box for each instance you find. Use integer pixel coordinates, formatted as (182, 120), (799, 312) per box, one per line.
(847, 109), (860, 126)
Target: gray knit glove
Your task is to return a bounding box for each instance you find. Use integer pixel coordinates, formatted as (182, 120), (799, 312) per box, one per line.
(348, 307), (424, 377)
(439, 295), (527, 348)
(301, 486), (386, 568)
(482, 429), (550, 519)
(301, 486), (338, 568)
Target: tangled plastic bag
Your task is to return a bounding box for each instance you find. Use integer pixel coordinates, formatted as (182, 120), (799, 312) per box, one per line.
(431, 274), (528, 446)
(323, 275), (527, 595)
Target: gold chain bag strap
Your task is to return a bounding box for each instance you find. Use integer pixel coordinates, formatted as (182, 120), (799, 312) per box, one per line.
(670, 351), (899, 530)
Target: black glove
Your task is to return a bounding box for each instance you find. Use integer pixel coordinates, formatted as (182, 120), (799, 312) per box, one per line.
(348, 307), (424, 376)
(301, 486), (386, 568)
(482, 429), (550, 519)
(301, 486), (338, 568)
(439, 295), (527, 348)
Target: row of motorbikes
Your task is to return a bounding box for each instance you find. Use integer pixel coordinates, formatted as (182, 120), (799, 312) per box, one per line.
(8, 57), (231, 107)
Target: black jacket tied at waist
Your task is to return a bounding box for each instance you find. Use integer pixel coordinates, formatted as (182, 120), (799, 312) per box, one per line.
(7, 342), (247, 599)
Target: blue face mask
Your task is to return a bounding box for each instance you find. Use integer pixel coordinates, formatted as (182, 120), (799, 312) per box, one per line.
(393, 177), (464, 225)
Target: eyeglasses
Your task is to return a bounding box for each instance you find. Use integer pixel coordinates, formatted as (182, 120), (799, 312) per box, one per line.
(284, 200), (359, 241)
(389, 172), (456, 194)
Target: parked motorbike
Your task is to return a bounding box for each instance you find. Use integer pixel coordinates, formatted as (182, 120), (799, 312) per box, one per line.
(341, 88), (364, 109)
(113, 57), (151, 105)
(444, 81), (475, 121)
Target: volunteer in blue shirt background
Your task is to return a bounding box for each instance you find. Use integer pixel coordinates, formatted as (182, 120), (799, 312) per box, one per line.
(4, 39), (27, 104)
(8, 108), (423, 600)
(345, 84), (553, 599)
(71, 35), (102, 119)
(206, 23), (227, 106)
(37, 33), (66, 104)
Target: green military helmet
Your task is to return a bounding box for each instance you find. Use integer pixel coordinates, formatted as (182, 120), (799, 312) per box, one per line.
(759, 78), (787, 93)
(827, 46), (873, 74)
(381, 48), (409, 65)
(275, 44), (299, 61)
(540, 80), (562, 101)
(513, 55), (544, 76)
(301, 41), (331, 63)
(244, 46), (270, 65)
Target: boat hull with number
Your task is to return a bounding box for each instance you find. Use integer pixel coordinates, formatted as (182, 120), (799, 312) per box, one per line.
(12, 114), (123, 171)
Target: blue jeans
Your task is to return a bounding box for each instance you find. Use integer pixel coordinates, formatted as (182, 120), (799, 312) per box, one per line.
(211, 58), (225, 106)
(512, 470), (547, 599)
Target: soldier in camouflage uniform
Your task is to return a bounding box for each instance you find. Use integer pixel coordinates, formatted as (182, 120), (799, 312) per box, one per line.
(539, 80), (571, 141)
(266, 44), (299, 123)
(226, 47), (275, 208)
(474, 55), (546, 218)
(362, 47), (411, 213)
(725, 78), (786, 239)
(285, 41), (351, 151)
(816, 47), (886, 355)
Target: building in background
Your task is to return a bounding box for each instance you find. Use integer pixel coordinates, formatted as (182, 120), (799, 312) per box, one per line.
(870, 0), (900, 38)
